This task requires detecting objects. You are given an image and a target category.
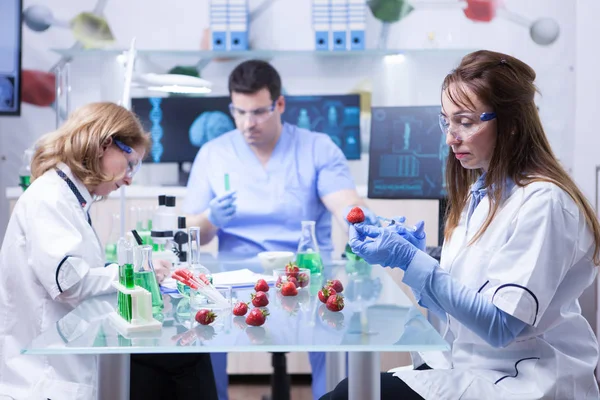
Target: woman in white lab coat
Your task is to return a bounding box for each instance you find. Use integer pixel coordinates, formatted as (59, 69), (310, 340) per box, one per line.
(0, 102), (175, 400)
(323, 51), (600, 400)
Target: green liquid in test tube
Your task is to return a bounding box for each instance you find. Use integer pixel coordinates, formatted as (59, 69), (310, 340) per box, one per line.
(224, 173), (230, 191)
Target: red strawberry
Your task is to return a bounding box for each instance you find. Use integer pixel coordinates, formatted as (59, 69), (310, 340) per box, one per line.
(326, 279), (344, 293)
(281, 281), (298, 296)
(246, 308), (269, 326)
(195, 309), (217, 325)
(346, 207), (365, 224)
(297, 273), (309, 288)
(251, 291), (269, 307)
(233, 301), (249, 316)
(287, 276), (299, 288)
(326, 294), (345, 312)
(318, 286), (337, 303)
(285, 262), (299, 278)
(254, 278), (270, 292)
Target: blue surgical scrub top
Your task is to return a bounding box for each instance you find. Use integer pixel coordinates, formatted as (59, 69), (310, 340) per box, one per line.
(182, 123), (355, 257)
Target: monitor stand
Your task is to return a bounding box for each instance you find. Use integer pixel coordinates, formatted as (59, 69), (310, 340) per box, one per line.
(438, 197), (448, 247)
(177, 162), (190, 187)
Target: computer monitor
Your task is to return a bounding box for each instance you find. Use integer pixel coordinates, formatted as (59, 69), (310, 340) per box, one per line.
(282, 94), (361, 160)
(368, 106), (448, 199)
(0, 0), (22, 116)
(132, 94), (362, 163)
(131, 96), (234, 163)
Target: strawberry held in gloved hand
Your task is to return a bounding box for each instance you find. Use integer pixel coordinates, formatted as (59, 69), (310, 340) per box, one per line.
(344, 205), (379, 226)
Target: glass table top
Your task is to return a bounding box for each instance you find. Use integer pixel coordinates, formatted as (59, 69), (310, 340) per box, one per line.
(23, 256), (449, 355)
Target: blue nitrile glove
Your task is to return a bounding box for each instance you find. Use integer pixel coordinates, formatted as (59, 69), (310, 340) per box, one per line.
(344, 205), (380, 226)
(388, 218), (426, 251)
(207, 191), (237, 228)
(348, 223), (417, 270)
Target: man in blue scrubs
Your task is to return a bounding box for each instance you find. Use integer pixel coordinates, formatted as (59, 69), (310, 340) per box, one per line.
(183, 60), (376, 400)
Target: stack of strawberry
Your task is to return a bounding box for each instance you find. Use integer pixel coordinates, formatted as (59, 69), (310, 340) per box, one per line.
(318, 279), (345, 312)
(275, 262), (310, 295)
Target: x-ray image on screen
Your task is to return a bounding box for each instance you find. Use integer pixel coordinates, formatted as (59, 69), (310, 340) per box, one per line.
(283, 95), (361, 160)
(368, 106), (448, 199)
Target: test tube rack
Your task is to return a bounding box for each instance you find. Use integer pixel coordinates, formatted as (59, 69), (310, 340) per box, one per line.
(108, 281), (162, 335)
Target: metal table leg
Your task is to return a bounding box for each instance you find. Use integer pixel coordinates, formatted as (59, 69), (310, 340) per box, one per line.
(271, 352), (291, 400)
(348, 352), (380, 400)
(326, 352), (347, 391)
(97, 354), (130, 400)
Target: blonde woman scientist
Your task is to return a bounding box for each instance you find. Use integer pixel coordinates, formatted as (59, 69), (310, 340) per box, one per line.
(0, 103), (173, 399)
(324, 51), (600, 400)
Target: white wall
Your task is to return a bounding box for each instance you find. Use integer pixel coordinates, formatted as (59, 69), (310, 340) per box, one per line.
(0, 0), (578, 243)
(574, 0), (600, 353)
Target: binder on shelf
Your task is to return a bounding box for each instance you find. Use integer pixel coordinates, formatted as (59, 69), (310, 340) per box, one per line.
(210, 0), (228, 50)
(209, 0), (249, 51)
(348, 0), (366, 50)
(228, 0), (249, 51)
(331, 0), (347, 51)
(312, 0), (330, 51)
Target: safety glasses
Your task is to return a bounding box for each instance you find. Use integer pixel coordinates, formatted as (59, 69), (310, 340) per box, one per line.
(228, 102), (276, 125)
(439, 112), (497, 141)
(114, 139), (142, 178)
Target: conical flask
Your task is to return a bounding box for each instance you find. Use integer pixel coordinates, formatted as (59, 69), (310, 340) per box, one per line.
(188, 227), (211, 280)
(296, 221), (323, 275)
(133, 245), (164, 313)
(19, 148), (34, 191)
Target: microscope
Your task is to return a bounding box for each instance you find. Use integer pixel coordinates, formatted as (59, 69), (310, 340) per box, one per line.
(149, 195), (189, 265)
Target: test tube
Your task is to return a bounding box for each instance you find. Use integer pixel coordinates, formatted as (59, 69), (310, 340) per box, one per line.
(224, 173), (230, 192)
(188, 227), (201, 267)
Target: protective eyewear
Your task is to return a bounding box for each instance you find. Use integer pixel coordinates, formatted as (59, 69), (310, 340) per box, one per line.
(228, 102), (276, 124)
(114, 139), (142, 178)
(439, 112), (497, 141)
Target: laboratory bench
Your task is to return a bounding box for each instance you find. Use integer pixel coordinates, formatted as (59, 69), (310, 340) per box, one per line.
(7, 184), (442, 377)
(22, 254), (449, 400)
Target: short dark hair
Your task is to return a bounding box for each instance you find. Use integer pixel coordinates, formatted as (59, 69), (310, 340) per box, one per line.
(228, 60), (282, 101)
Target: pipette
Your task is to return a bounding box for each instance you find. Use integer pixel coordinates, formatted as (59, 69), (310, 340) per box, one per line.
(171, 268), (229, 308)
(377, 216), (420, 235)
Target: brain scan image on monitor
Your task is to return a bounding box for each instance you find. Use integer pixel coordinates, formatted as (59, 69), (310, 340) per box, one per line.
(189, 110), (235, 148)
(368, 106), (448, 199)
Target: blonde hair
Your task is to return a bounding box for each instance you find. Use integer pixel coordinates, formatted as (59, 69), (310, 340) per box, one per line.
(31, 102), (151, 188)
(443, 50), (600, 265)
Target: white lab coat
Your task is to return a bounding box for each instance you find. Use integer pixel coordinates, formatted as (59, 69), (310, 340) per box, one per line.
(0, 163), (118, 400)
(394, 181), (600, 399)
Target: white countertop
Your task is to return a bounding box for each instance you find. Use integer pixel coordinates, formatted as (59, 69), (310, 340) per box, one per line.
(6, 185), (369, 200)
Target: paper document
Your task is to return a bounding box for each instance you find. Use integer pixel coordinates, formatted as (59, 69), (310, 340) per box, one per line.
(211, 269), (275, 288)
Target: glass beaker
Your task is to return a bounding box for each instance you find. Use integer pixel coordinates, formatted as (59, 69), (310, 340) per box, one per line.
(19, 148), (34, 191)
(133, 245), (164, 313)
(296, 221), (323, 275)
(177, 227), (212, 297)
(117, 238), (134, 322)
(105, 214), (120, 264)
